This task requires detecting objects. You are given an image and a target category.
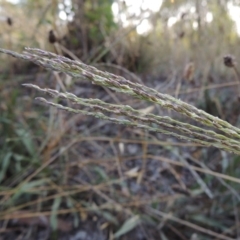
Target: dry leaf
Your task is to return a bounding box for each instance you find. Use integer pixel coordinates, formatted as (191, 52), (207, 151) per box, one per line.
(124, 167), (139, 178)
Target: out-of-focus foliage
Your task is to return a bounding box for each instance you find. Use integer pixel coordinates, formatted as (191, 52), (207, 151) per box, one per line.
(63, 0), (116, 61)
(1, 0), (240, 74)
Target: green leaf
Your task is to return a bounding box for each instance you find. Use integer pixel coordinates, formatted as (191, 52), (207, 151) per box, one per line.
(20, 179), (47, 192)
(66, 197), (79, 227)
(191, 215), (227, 231)
(0, 152), (12, 183)
(15, 128), (35, 156)
(10, 179), (48, 205)
(160, 232), (169, 240)
(50, 197), (62, 230)
(114, 215), (140, 238)
(101, 211), (118, 225)
(93, 166), (109, 182)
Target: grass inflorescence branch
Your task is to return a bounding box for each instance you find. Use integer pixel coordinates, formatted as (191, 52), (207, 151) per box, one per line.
(1, 47), (240, 155)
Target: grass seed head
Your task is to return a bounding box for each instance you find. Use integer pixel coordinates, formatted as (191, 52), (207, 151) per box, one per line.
(223, 55), (235, 68)
(48, 30), (57, 44)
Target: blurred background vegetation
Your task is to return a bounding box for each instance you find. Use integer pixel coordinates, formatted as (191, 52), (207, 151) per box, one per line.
(1, 0), (240, 239)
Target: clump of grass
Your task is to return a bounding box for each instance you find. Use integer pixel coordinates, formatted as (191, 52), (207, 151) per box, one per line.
(0, 47), (240, 155)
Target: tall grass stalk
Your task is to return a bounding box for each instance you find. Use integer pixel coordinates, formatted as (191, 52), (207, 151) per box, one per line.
(1, 47), (240, 155)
